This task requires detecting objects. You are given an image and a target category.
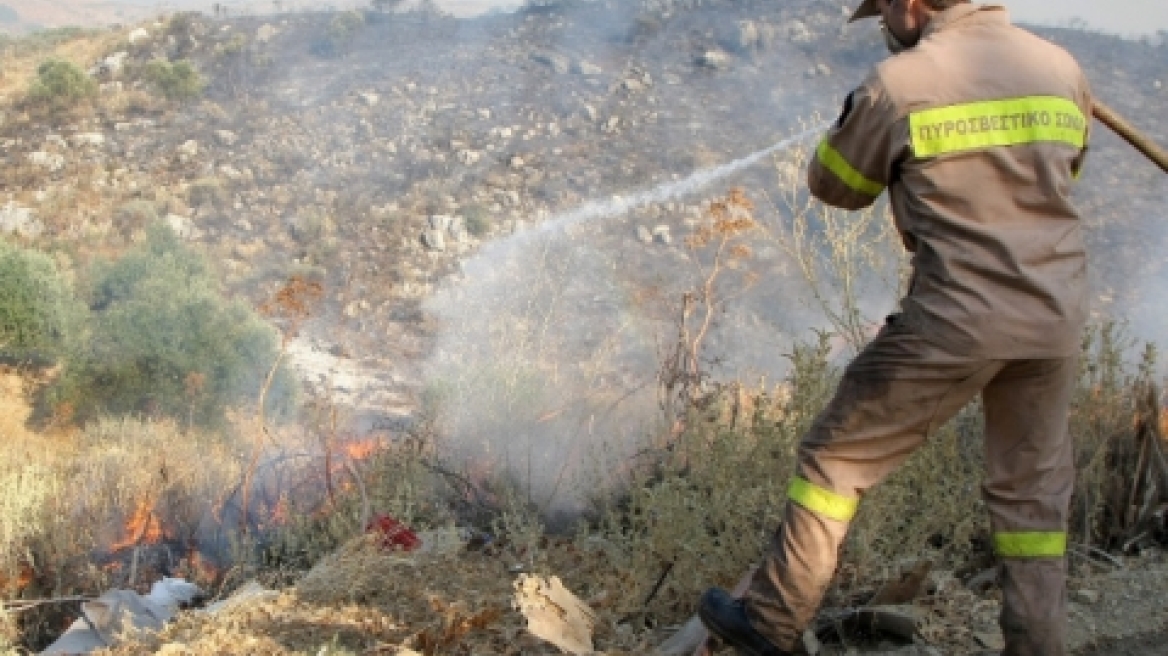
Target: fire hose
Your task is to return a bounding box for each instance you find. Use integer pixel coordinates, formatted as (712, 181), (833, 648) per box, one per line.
(1092, 100), (1168, 174)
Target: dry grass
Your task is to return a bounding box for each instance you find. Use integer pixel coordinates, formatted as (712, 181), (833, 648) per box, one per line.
(0, 28), (123, 104)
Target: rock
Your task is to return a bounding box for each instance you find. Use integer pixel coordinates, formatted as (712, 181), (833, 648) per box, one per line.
(164, 213), (196, 240)
(0, 202), (43, 238)
(177, 140), (199, 159)
(652, 225), (672, 245)
(91, 51), (130, 78)
(1155, 80), (1163, 90)
(456, 149), (481, 165)
(532, 51), (571, 75)
(27, 151), (64, 172)
(636, 225), (653, 244)
(359, 92), (380, 106)
(477, 108), (492, 120)
(602, 116), (620, 133)
(256, 23), (278, 43)
(698, 49), (731, 70)
(218, 164), (243, 180)
(622, 78), (646, 93)
(1073, 589), (1100, 605)
(974, 630), (1006, 651)
(429, 215), (452, 232)
(215, 130), (238, 147)
(421, 228), (446, 251)
(574, 59), (602, 75)
(509, 155), (525, 170)
(785, 20), (814, 43)
(583, 104), (599, 122)
(816, 63), (832, 77)
(128, 28), (151, 45)
(71, 132), (106, 148)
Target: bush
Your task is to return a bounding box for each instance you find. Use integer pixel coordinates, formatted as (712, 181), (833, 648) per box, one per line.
(142, 59), (205, 101)
(188, 177), (228, 208)
(113, 199), (159, 238)
(312, 10), (365, 57)
(27, 58), (97, 110)
(0, 240), (78, 361)
(50, 223), (296, 426)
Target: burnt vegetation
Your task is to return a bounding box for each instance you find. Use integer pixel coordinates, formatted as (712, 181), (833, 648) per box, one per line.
(0, 0), (1166, 652)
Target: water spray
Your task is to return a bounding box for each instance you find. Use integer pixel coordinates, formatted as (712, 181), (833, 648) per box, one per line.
(513, 123), (830, 242)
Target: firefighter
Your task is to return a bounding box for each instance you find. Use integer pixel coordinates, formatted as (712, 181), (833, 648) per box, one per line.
(697, 1), (1091, 655)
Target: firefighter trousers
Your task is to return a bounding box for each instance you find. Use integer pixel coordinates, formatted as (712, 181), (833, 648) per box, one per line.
(745, 316), (1076, 656)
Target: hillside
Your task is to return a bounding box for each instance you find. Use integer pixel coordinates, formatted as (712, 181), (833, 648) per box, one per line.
(2, 0), (1167, 653)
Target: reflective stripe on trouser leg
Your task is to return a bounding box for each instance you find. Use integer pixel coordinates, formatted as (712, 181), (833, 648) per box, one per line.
(982, 357), (1076, 656)
(744, 318), (1002, 651)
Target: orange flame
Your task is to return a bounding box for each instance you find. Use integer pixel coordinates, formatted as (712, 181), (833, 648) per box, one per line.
(342, 438), (383, 461)
(111, 499), (165, 551)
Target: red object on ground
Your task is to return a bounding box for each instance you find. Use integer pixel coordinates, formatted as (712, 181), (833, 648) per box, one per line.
(365, 513), (422, 551)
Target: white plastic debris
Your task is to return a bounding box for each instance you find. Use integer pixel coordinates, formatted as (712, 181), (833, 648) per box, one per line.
(41, 578), (202, 655)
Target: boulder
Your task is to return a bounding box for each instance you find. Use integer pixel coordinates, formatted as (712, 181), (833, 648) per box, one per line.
(164, 213), (197, 240)
(27, 151), (65, 172)
(71, 133), (106, 148)
(127, 28), (151, 45)
(532, 51), (571, 75)
(574, 59), (602, 75)
(177, 140), (199, 159)
(652, 225), (672, 245)
(697, 49), (731, 70)
(215, 130), (238, 147)
(785, 20), (814, 43)
(256, 23), (278, 43)
(91, 51), (130, 78)
(421, 228), (446, 251)
(0, 203), (43, 238)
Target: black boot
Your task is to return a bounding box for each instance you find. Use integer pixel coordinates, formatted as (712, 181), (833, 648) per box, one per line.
(698, 588), (791, 656)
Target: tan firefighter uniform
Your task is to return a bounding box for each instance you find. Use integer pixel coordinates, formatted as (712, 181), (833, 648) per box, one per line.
(744, 4), (1091, 655)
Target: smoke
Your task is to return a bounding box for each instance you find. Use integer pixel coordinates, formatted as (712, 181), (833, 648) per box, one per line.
(420, 125), (834, 516)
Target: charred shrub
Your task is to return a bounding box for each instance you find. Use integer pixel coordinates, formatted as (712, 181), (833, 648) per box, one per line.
(49, 223), (296, 427)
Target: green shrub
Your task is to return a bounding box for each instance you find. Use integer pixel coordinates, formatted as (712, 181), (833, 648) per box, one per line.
(51, 223), (296, 426)
(0, 240), (78, 361)
(143, 59), (205, 101)
(464, 205), (491, 238)
(27, 58), (97, 109)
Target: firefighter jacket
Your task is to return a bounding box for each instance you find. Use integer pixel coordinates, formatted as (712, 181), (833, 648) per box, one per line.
(809, 3), (1092, 359)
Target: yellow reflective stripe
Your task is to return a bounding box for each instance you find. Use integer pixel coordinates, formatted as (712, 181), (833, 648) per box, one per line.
(815, 140), (885, 197)
(787, 477), (859, 522)
(910, 96), (1087, 158)
(994, 531), (1067, 558)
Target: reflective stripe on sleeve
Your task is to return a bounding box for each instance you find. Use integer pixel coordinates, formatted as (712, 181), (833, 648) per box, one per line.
(993, 531), (1067, 558)
(815, 140), (885, 197)
(787, 477), (859, 522)
(910, 96), (1087, 158)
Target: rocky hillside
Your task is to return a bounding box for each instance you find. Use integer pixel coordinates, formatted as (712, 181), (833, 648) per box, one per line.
(2, 0), (1166, 427)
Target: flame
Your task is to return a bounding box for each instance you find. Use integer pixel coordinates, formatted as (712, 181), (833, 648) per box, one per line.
(342, 438), (383, 461)
(111, 499), (165, 551)
(268, 494), (290, 527)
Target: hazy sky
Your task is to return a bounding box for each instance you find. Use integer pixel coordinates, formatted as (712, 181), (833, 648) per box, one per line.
(997, 0), (1168, 36)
